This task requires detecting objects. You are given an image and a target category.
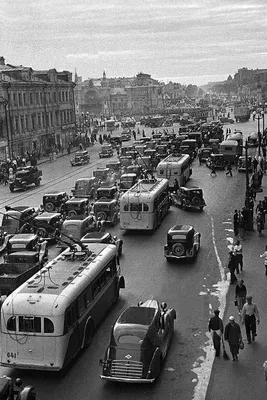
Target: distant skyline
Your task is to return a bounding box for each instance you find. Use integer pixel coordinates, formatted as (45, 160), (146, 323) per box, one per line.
(1, 0), (267, 86)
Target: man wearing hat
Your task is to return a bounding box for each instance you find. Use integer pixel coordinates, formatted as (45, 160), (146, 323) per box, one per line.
(224, 316), (242, 361)
(208, 310), (224, 356)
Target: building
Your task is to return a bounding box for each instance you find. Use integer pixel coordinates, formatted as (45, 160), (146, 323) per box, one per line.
(0, 56), (75, 160)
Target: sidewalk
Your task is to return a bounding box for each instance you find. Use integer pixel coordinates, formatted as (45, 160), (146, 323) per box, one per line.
(206, 176), (267, 399)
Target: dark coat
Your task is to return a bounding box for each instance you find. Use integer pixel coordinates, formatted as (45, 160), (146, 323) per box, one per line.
(224, 321), (241, 345)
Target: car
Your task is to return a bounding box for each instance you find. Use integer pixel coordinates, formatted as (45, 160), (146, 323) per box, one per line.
(60, 215), (98, 248)
(9, 166), (42, 192)
(81, 231), (123, 258)
(99, 144), (114, 158)
(206, 154), (225, 169)
(119, 173), (138, 192)
(237, 156), (252, 172)
(171, 187), (206, 211)
(93, 167), (110, 182)
(121, 129), (131, 141)
(31, 212), (63, 241)
(99, 299), (176, 383)
(71, 177), (101, 199)
(96, 186), (119, 200)
(70, 150), (90, 166)
(219, 117), (235, 124)
(198, 147), (212, 163)
(164, 224), (201, 260)
(42, 191), (69, 212)
(109, 135), (122, 148)
(0, 206), (38, 235)
(94, 198), (119, 226)
(62, 198), (89, 218)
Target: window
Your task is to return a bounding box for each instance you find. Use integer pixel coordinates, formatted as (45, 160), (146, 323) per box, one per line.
(13, 93), (17, 106)
(44, 318), (54, 333)
(20, 116), (25, 132)
(143, 203), (149, 211)
(40, 92), (43, 104)
(7, 316), (16, 331)
(124, 204), (129, 211)
(19, 316), (41, 333)
(36, 92), (39, 104)
(18, 93), (22, 106)
(54, 92), (57, 102)
(25, 115), (29, 131)
(38, 114), (41, 128)
(130, 203), (142, 212)
(31, 114), (35, 130)
(23, 92), (26, 106)
(29, 92), (33, 105)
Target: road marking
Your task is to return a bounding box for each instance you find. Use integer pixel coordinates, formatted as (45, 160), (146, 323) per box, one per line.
(192, 211), (230, 400)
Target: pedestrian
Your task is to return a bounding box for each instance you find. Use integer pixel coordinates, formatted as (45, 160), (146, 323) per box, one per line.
(233, 209), (239, 237)
(173, 178), (179, 193)
(258, 169), (264, 187)
(67, 145), (71, 155)
(238, 211), (245, 239)
(208, 309), (224, 357)
(241, 296), (260, 343)
(226, 161), (233, 177)
(234, 154), (239, 169)
(256, 200), (264, 221)
(99, 134), (103, 145)
(235, 279), (247, 314)
(224, 316), (242, 361)
(228, 250), (238, 284)
(260, 245), (267, 275)
(210, 162), (217, 177)
(234, 240), (243, 273)
(252, 157), (258, 173)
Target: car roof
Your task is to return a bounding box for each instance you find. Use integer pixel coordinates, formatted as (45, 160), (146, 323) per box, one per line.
(35, 212), (61, 220)
(9, 233), (38, 243)
(168, 224), (194, 233)
(65, 198), (88, 204)
(81, 232), (111, 242)
(43, 191), (67, 196)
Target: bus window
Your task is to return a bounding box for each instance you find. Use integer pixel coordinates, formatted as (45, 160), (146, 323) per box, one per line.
(7, 316), (16, 331)
(124, 204), (129, 211)
(44, 318), (54, 333)
(130, 203), (142, 212)
(143, 203), (149, 211)
(19, 316), (41, 333)
(78, 291), (87, 316)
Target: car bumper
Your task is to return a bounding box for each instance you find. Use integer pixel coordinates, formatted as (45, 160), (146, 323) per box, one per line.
(164, 248), (194, 259)
(100, 375), (155, 383)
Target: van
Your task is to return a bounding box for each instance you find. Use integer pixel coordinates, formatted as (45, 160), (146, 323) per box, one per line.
(60, 216), (97, 248)
(71, 177), (100, 198)
(219, 140), (239, 163)
(119, 173), (138, 192)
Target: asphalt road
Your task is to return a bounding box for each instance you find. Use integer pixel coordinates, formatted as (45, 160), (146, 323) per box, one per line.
(0, 119), (261, 400)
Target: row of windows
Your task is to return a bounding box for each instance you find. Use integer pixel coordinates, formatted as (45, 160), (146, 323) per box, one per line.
(11, 90), (73, 108)
(12, 109), (74, 134)
(7, 316), (54, 333)
(64, 258), (117, 333)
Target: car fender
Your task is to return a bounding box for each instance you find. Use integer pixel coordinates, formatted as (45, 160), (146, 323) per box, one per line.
(147, 348), (162, 380)
(118, 275), (125, 289)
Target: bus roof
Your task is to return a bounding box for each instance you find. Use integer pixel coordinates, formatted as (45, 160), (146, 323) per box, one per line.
(2, 243), (117, 316)
(157, 153), (191, 165)
(120, 178), (168, 201)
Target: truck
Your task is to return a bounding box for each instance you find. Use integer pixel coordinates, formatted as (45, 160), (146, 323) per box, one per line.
(234, 103), (251, 122)
(9, 166), (42, 192)
(0, 233), (48, 296)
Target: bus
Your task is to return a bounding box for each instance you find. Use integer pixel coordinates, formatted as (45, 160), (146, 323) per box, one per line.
(106, 119), (116, 132)
(156, 154), (191, 188)
(120, 178), (170, 231)
(0, 243), (125, 371)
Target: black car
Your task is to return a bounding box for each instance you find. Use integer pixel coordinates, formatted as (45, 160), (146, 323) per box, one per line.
(43, 191), (69, 212)
(32, 212), (63, 241)
(172, 187), (206, 211)
(164, 224), (201, 260)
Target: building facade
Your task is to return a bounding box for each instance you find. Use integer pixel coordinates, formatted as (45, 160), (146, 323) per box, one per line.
(0, 56), (75, 160)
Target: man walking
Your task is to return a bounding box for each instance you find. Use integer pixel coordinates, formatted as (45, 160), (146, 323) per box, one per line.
(233, 209), (239, 237)
(234, 240), (243, 273)
(235, 279), (247, 314)
(241, 296), (260, 343)
(208, 309), (224, 357)
(260, 245), (267, 275)
(226, 161), (233, 177)
(224, 316), (242, 361)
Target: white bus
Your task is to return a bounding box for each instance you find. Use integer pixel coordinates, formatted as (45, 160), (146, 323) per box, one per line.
(156, 154), (191, 188)
(120, 178), (170, 231)
(0, 243), (125, 371)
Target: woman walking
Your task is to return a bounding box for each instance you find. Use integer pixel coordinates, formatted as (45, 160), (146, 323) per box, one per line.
(235, 279), (247, 314)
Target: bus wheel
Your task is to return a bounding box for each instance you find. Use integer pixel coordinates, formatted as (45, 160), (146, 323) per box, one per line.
(83, 320), (94, 348)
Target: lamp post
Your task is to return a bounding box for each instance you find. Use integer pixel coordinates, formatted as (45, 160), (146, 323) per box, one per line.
(253, 110), (264, 156)
(244, 140), (253, 231)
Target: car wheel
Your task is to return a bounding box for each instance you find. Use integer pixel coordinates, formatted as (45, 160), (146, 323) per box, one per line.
(192, 196), (201, 206)
(97, 211), (107, 220)
(68, 210), (77, 218)
(172, 243), (185, 257)
(35, 179), (41, 186)
(9, 184), (14, 192)
(44, 202), (55, 212)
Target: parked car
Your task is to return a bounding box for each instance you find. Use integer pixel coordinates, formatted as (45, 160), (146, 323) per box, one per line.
(31, 212), (63, 241)
(71, 177), (100, 199)
(171, 187), (206, 211)
(206, 154), (225, 169)
(81, 231), (123, 258)
(70, 150), (90, 166)
(164, 225), (201, 260)
(62, 198), (89, 218)
(94, 198), (119, 226)
(60, 215), (98, 248)
(42, 191), (69, 212)
(99, 299), (176, 383)
(99, 144), (113, 158)
(198, 147), (212, 163)
(96, 186), (119, 200)
(119, 173), (138, 192)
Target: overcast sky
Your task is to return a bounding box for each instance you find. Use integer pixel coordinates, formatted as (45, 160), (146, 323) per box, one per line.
(1, 0), (267, 86)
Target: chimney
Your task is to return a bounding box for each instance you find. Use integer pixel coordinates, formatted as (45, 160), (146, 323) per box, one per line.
(0, 57), (5, 65)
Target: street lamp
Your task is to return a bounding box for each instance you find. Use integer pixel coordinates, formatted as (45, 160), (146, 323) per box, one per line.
(252, 110), (264, 156)
(244, 140), (253, 231)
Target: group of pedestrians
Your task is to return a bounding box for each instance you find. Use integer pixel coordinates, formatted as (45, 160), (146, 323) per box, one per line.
(209, 294), (260, 361)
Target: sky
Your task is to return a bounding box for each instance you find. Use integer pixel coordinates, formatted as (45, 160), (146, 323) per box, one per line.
(1, 0), (267, 86)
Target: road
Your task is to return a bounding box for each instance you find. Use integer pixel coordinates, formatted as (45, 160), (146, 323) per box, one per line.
(0, 119), (260, 400)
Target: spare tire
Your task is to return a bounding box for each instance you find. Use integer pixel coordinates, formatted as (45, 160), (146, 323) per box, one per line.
(68, 210), (77, 217)
(44, 202), (55, 212)
(172, 243), (185, 256)
(97, 211), (107, 220)
(37, 227), (47, 238)
(192, 196), (201, 206)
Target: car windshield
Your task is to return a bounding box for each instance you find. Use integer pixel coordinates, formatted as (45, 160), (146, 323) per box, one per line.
(169, 233), (187, 241)
(118, 306), (156, 326)
(118, 335), (143, 344)
(190, 190), (202, 196)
